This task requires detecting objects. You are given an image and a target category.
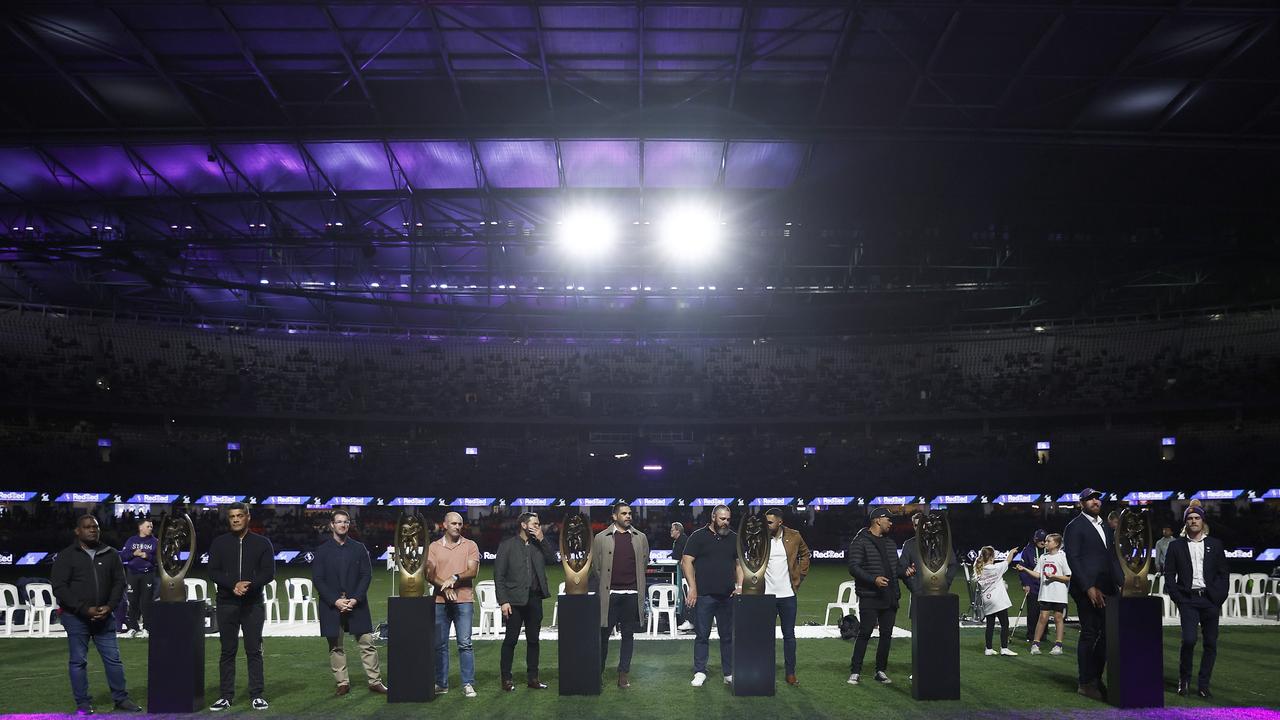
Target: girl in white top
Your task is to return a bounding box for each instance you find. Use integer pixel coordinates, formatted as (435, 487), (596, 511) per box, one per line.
(975, 545), (1022, 656)
(1015, 532), (1072, 655)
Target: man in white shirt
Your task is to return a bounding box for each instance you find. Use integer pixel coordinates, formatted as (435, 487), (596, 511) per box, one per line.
(762, 508), (811, 686)
(1163, 501), (1228, 698)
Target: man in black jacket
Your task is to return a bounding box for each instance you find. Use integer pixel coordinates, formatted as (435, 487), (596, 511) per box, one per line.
(493, 512), (556, 692)
(311, 509), (387, 697)
(1164, 502), (1229, 698)
(50, 514), (144, 715)
(846, 507), (914, 686)
(1062, 488), (1121, 701)
(207, 502), (276, 711)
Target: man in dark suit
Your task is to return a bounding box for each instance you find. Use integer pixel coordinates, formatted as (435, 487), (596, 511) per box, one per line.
(311, 509), (387, 696)
(1062, 488), (1121, 701)
(493, 512), (557, 692)
(1163, 502), (1229, 698)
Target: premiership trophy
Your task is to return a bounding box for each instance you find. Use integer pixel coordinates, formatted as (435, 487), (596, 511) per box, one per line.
(157, 513), (197, 601)
(1115, 507), (1154, 597)
(559, 513), (593, 595)
(148, 512), (204, 712)
(388, 510), (434, 702)
(394, 512), (428, 598)
(736, 512), (771, 595)
(912, 510), (953, 596)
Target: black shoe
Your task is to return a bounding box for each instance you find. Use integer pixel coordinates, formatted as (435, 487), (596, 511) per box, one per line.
(1177, 679), (1190, 696)
(114, 698), (144, 712)
(75, 705), (94, 716)
(1077, 683), (1104, 701)
(1197, 687), (1212, 699)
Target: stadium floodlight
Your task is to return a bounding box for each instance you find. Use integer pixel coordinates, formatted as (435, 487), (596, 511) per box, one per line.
(657, 204), (723, 263)
(557, 209), (617, 260)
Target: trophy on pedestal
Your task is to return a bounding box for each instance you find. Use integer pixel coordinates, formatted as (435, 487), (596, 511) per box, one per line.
(736, 512), (770, 595)
(148, 512), (204, 712)
(1106, 506), (1163, 708)
(909, 509), (960, 701)
(157, 513), (197, 601)
(731, 511), (774, 696)
(1115, 507), (1154, 597)
(394, 512), (428, 598)
(388, 511), (434, 702)
(557, 512), (600, 695)
(912, 510), (953, 596)
(559, 513), (593, 595)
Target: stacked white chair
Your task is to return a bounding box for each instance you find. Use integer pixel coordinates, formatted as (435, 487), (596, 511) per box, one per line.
(475, 580), (502, 637)
(285, 578), (317, 623)
(550, 582), (566, 627)
(1243, 573), (1269, 617)
(0, 583), (27, 636)
(1224, 573), (1246, 618)
(184, 578), (209, 603)
(825, 580), (859, 625)
(1149, 574), (1178, 619)
(24, 583), (60, 636)
(261, 579), (282, 623)
(647, 584), (679, 637)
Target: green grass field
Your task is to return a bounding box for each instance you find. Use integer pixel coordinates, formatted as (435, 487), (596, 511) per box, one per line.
(3, 564), (1278, 717)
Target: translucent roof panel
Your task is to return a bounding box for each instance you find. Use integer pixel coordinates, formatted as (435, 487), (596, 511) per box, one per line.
(724, 142), (804, 189)
(477, 141), (560, 189)
(388, 141), (478, 190)
(217, 143), (313, 193)
(561, 140), (640, 188)
(132, 145), (233, 196)
(643, 141), (723, 188)
(0, 148), (72, 199)
(304, 142), (395, 191)
(45, 146), (151, 197)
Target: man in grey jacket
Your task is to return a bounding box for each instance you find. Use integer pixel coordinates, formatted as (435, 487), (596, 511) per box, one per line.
(493, 512), (556, 692)
(591, 501), (649, 688)
(846, 507), (914, 686)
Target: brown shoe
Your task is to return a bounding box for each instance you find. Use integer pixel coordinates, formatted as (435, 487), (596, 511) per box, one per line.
(335, 684), (350, 697)
(617, 671), (631, 689)
(1077, 683), (1104, 701)
(502, 679), (516, 692)
(786, 674), (799, 686)
(527, 679), (548, 690)
(368, 682), (388, 695)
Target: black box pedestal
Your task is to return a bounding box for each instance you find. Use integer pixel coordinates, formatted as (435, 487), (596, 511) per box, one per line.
(387, 596), (435, 703)
(1106, 595), (1163, 709)
(731, 594), (776, 697)
(911, 593), (960, 701)
(557, 593), (601, 695)
(147, 600), (205, 713)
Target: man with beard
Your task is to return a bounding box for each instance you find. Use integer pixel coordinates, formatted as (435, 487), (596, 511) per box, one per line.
(682, 505), (743, 687)
(1063, 488), (1121, 701)
(846, 507), (914, 686)
(1164, 500), (1228, 698)
(51, 514), (144, 715)
(493, 512), (556, 692)
(311, 509), (387, 697)
(592, 502), (649, 688)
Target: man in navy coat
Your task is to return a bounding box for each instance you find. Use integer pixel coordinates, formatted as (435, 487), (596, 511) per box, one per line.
(1163, 502), (1229, 698)
(1062, 488), (1121, 701)
(312, 509), (388, 696)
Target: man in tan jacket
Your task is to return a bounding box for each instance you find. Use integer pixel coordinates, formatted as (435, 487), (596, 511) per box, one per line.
(764, 507), (811, 686)
(591, 501), (649, 688)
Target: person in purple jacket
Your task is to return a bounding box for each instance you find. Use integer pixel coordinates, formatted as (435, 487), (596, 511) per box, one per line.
(119, 518), (158, 638)
(1017, 530), (1047, 642)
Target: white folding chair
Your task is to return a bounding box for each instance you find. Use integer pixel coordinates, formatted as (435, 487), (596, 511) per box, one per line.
(1225, 573), (1246, 617)
(261, 579), (282, 623)
(1243, 573), (1269, 617)
(825, 580), (858, 625)
(647, 584), (679, 637)
(0, 583), (28, 636)
(285, 578), (317, 623)
(184, 578), (209, 603)
(24, 582), (60, 636)
(1149, 575), (1178, 619)
(550, 582), (566, 627)
(475, 580), (502, 637)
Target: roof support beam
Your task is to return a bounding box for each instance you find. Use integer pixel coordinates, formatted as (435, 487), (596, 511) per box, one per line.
(1154, 17), (1276, 132)
(214, 7), (291, 122)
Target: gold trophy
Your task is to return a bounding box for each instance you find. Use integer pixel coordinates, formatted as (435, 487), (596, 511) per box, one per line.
(736, 513), (770, 596)
(157, 513), (197, 602)
(560, 513), (593, 595)
(394, 512), (429, 598)
(912, 510), (953, 596)
(1115, 507), (1154, 597)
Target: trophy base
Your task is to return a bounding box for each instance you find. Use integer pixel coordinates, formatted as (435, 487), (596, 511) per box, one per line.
(911, 593), (961, 701)
(387, 596), (436, 703)
(557, 594), (601, 695)
(731, 594), (776, 697)
(147, 601), (206, 713)
(1106, 595), (1164, 709)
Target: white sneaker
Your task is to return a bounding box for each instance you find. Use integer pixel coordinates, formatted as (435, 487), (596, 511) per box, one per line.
(1030, 644), (1042, 655)
(1050, 645), (1063, 656)
(463, 684), (477, 698)
(874, 671), (892, 684)
(985, 648), (998, 656)
(691, 672), (707, 687)
(847, 673), (860, 685)
(1000, 648), (1018, 656)
(724, 675), (733, 685)
(678, 620), (694, 631)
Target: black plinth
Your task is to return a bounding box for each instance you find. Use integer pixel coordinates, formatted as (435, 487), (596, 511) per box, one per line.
(557, 593), (601, 695)
(731, 594), (776, 697)
(387, 596), (436, 703)
(1106, 595), (1163, 709)
(147, 600), (205, 713)
(911, 593), (960, 701)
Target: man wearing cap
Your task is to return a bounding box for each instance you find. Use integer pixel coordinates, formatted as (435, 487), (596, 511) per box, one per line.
(1017, 530), (1048, 642)
(845, 507), (915, 686)
(1163, 502), (1228, 698)
(1062, 489), (1121, 701)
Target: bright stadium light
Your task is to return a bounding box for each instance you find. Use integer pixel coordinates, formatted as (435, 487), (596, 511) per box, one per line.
(657, 204), (723, 263)
(557, 209), (616, 260)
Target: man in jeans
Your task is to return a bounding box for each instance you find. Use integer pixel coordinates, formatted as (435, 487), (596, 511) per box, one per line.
(682, 504), (743, 687)
(50, 514), (144, 715)
(207, 502), (276, 711)
(427, 511), (480, 697)
(763, 508), (811, 686)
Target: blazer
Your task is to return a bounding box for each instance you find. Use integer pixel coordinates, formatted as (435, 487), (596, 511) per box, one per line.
(1163, 536), (1229, 608)
(311, 537), (373, 638)
(591, 526), (649, 628)
(1062, 513), (1121, 597)
(493, 534), (556, 607)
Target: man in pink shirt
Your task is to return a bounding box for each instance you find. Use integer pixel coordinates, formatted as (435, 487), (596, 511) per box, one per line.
(427, 512), (480, 698)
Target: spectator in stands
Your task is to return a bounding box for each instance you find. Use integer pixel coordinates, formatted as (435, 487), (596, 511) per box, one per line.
(311, 510), (387, 697)
(51, 514), (143, 715)
(428, 512), (480, 698)
(119, 518), (158, 638)
(208, 503), (276, 712)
